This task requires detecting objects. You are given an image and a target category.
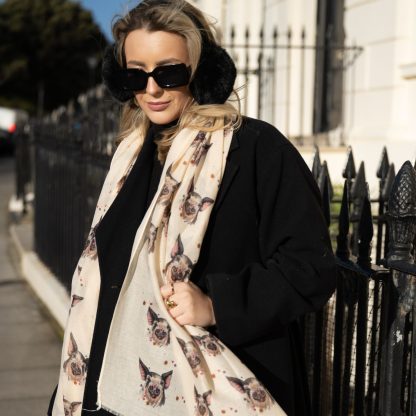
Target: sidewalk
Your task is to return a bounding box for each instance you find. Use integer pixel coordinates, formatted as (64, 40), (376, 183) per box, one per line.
(0, 214), (62, 416)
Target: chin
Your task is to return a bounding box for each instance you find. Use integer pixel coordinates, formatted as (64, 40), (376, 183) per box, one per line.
(146, 111), (179, 125)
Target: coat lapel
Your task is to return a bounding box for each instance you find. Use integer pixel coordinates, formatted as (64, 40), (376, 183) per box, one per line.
(213, 130), (240, 213)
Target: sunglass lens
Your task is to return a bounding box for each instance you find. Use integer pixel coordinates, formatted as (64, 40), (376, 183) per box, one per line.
(121, 69), (148, 91)
(153, 64), (190, 88)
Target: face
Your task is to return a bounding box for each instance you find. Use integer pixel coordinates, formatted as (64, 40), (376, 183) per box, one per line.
(124, 29), (193, 124)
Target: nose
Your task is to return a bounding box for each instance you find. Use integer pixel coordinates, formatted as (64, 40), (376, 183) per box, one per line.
(146, 76), (163, 96)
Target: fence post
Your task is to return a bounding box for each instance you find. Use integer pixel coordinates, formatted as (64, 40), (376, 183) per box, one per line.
(376, 147), (390, 265)
(379, 161), (416, 416)
(350, 161), (367, 256)
(257, 28), (264, 120)
(285, 27), (292, 136)
(382, 164), (396, 262)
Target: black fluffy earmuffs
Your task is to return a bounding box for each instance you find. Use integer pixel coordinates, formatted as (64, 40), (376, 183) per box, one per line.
(189, 41), (237, 105)
(101, 34), (237, 105)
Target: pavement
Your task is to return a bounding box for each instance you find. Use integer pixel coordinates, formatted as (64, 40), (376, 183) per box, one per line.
(0, 155), (62, 416)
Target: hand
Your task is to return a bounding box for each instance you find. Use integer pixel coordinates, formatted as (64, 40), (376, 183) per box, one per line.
(160, 281), (216, 327)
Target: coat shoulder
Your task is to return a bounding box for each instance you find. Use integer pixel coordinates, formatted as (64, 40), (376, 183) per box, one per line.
(236, 117), (293, 151)
(235, 117), (304, 163)
(234, 117), (320, 199)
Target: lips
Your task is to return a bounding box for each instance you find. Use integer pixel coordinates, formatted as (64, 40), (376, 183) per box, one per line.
(147, 101), (170, 111)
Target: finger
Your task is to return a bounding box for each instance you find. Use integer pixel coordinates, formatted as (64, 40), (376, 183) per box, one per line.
(169, 305), (183, 319)
(165, 295), (182, 315)
(187, 281), (198, 290)
(160, 284), (172, 299)
(172, 282), (189, 293)
(175, 313), (190, 326)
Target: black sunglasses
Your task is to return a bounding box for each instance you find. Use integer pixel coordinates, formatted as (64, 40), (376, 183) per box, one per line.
(119, 63), (191, 91)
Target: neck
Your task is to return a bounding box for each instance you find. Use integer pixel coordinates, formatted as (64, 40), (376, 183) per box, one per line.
(150, 118), (179, 135)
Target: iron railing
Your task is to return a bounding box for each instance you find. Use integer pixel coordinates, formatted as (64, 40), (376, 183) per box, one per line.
(29, 86), (118, 290)
(305, 146), (416, 415)
(223, 25), (363, 146)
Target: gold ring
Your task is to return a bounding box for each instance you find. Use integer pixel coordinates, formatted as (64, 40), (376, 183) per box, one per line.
(165, 298), (177, 309)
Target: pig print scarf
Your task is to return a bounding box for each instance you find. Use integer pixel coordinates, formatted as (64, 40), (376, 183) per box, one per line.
(53, 122), (286, 416)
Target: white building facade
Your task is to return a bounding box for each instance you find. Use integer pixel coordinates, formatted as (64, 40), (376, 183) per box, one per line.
(195, 0), (416, 191)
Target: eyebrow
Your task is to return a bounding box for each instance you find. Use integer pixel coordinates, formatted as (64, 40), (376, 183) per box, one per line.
(126, 58), (183, 67)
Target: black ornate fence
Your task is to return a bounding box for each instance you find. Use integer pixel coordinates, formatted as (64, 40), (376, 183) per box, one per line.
(304, 147), (416, 416)
(29, 86), (119, 290)
(14, 89), (416, 415)
(224, 25), (363, 146)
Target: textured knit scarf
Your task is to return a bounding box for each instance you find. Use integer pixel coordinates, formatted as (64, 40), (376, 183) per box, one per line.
(53, 123), (286, 416)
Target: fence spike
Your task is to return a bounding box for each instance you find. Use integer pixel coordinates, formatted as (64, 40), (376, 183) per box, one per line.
(273, 26), (278, 42)
(351, 162), (367, 200)
(349, 162), (367, 257)
(376, 146), (390, 180)
(317, 162), (331, 226)
(381, 163), (396, 202)
(336, 180), (351, 260)
(386, 161), (416, 263)
(312, 146), (321, 181)
(343, 146), (357, 180)
(287, 26), (292, 40)
(317, 161), (328, 193)
(357, 187), (374, 269)
(301, 26), (306, 41)
(260, 27), (264, 42)
(245, 26), (250, 41)
(319, 161), (334, 201)
(230, 25), (235, 41)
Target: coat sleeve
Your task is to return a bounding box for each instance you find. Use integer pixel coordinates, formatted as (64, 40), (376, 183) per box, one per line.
(47, 384), (57, 415)
(205, 137), (337, 347)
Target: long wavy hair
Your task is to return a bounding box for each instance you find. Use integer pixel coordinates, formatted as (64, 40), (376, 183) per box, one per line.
(112, 0), (241, 162)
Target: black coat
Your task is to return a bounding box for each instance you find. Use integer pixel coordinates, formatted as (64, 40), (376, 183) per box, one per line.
(49, 117), (336, 416)
(190, 117), (337, 415)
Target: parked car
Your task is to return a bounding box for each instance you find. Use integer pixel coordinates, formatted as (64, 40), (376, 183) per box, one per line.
(0, 106), (29, 151)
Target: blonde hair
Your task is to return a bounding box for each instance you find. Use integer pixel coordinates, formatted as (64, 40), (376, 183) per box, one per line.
(112, 0), (241, 162)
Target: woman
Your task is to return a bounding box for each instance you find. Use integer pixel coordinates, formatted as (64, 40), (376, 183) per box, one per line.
(49, 0), (336, 415)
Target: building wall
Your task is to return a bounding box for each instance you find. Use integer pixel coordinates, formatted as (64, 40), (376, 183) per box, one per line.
(196, 0), (318, 139)
(344, 0), (416, 144)
(195, 0), (416, 191)
(340, 0), (416, 193)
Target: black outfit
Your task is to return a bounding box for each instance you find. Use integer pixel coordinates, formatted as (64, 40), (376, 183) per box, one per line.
(82, 123), (166, 415)
(49, 117), (336, 416)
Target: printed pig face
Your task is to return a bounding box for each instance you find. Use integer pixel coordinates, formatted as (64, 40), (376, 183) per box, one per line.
(180, 180), (214, 225)
(194, 386), (213, 416)
(227, 376), (274, 411)
(63, 397), (82, 416)
(147, 307), (171, 346)
(63, 333), (88, 385)
(193, 334), (224, 357)
(70, 295), (83, 308)
(177, 337), (204, 376)
(82, 223), (99, 260)
(165, 235), (193, 283)
(190, 132), (212, 165)
(157, 166), (180, 206)
(147, 224), (158, 253)
(139, 358), (173, 407)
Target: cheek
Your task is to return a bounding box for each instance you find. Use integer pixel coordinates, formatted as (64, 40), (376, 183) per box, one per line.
(135, 92), (145, 107)
(171, 87), (192, 109)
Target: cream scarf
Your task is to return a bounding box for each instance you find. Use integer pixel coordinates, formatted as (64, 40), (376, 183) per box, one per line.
(53, 123), (286, 416)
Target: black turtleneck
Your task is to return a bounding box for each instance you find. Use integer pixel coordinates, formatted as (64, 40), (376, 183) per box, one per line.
(80, 122), (173, 415)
